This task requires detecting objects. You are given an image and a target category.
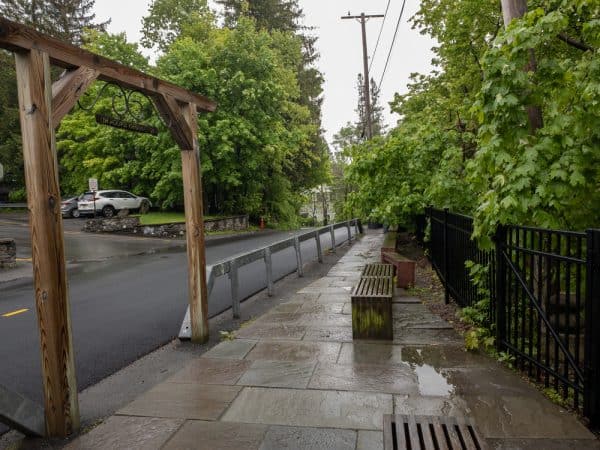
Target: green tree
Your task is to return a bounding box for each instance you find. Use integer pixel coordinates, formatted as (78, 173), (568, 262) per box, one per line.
(469, 0), (600, 243)
(0, 0), (108, 199)
(216, 0), (329, 196)
(341, 0), (501, 225)
(0, 51), (22, 199)
(47, 0), (109, 44)
(140, 0), (212, 51)
(0, 0), (108, 42)
(156, 16), (315, 222)
(342, 0), (600, 242)
(0, 0), (54, 34)
(217, 0), (303, 32)
(57, 32), (159, 200)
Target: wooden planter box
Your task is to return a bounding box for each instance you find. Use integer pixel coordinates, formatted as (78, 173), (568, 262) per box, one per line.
(351, 276), (393, 340)
(381, 251), (415, 288)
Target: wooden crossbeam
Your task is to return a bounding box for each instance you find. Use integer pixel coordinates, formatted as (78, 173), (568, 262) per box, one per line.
(1, 17), (214, 437)
(153, 93), (194, 150)
(51, 66), (99, 128)
(0, 17), (217, 113)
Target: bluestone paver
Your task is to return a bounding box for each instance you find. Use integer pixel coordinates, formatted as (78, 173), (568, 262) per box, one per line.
(66, 232), (598, 449)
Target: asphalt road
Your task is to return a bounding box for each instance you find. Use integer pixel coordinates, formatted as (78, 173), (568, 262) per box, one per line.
(0, 214), (355, 409)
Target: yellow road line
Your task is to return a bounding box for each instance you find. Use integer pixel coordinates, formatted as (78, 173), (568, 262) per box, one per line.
(2, 308), (29, 318)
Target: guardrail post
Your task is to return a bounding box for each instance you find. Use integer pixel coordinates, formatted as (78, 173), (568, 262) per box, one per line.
(229, 261), (240, 318)
(585, 229), (600, 429)
(443, 208), (450, 304)
(264, 248), (274, 296)
(353, 219), (359, 235)
(206, 269), (215, 299)
(330, 225), (336, 253)
(347, 221), (352, 242)
(294, 236), (304, 277)
(494, 225), (507, 353)
(315, 230), (323, 263)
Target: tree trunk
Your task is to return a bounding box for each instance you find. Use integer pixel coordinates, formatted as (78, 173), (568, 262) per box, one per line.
(500, 0), (543, 132)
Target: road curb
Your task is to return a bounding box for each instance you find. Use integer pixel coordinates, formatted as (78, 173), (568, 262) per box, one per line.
(204, 229), (281, 247)
(0, 230), (286, 287)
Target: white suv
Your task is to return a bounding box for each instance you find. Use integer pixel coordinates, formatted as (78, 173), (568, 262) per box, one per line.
(78, 190), (152, 218)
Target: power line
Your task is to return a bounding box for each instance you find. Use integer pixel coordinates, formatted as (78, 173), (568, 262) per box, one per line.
(378, 0), (407, 89)
(369, 0), (391, 72)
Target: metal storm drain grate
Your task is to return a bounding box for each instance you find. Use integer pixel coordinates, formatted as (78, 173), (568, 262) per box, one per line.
(384, 415), (488, 450)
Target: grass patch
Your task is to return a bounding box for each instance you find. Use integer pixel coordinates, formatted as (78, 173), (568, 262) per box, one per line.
(135, 212), (221, 225)
(136, 212), (185, 225)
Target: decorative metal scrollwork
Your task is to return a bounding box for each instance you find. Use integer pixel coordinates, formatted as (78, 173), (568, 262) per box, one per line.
(77, 81), (167, 135)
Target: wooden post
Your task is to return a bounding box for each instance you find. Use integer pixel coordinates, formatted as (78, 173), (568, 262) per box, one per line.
(15, 49), (79, 437)
(180, 102), (209, 343)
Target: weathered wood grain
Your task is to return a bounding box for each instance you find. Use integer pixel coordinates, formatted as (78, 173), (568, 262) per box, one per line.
(0, 18), (216, 112)
(153, 93), (193, 150)
(15, 49), (79, 437)
(351, 277), (393, 340)
(180, 102), (209, 342)
(51, 66), (98, 128)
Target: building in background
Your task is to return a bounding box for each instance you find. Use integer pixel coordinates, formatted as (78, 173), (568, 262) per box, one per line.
(300, 185), (334, 226)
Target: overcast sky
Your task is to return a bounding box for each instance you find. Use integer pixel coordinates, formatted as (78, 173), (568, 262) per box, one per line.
(93, 0), (435, 145)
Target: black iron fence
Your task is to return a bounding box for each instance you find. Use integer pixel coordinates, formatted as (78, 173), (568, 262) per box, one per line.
(425, 207), (600, 429)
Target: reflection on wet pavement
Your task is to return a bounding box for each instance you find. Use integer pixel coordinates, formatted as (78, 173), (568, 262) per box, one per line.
(65, 231), (599, 450)
(414, 362), (454, 396)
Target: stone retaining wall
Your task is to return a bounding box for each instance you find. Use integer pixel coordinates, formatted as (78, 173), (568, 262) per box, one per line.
(83, 217), (140, 233)
(83, 215), (249, 238)
(0, 238), (16, 268)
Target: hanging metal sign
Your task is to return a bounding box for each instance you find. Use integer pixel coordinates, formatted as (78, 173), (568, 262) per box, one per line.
(78, 81), (164, 136)
(95, 114), (158, 135)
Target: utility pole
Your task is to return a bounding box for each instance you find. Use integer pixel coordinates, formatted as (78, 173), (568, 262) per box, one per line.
(341, 12), (384, 140)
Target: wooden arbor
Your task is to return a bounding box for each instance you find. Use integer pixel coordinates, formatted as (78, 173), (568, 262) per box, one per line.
(0, 18), (216, 437)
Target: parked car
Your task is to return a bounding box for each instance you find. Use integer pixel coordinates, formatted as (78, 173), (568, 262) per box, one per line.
(61, 194), (83, 218)
(77, 190), (152, 218)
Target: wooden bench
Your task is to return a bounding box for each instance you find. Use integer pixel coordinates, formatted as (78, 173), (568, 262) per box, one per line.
(381, 251), (415, 288)
(351, 270), (394, 340)
(361, 263), (394, 278)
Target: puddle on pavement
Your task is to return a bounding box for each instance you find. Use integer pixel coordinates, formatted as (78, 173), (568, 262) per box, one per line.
(406, 348), (455, 397)
(414, 363), (454, 396)
(401, 346), (453, 368)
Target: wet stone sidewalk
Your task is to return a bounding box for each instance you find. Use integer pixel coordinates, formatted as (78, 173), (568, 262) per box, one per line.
(67, 233), (598, 449)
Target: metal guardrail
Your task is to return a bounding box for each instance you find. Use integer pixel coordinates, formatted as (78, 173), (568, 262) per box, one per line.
(0, 384), (45, 437)
(0, 203), (27, 209)
(179, 219), (361, 339)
